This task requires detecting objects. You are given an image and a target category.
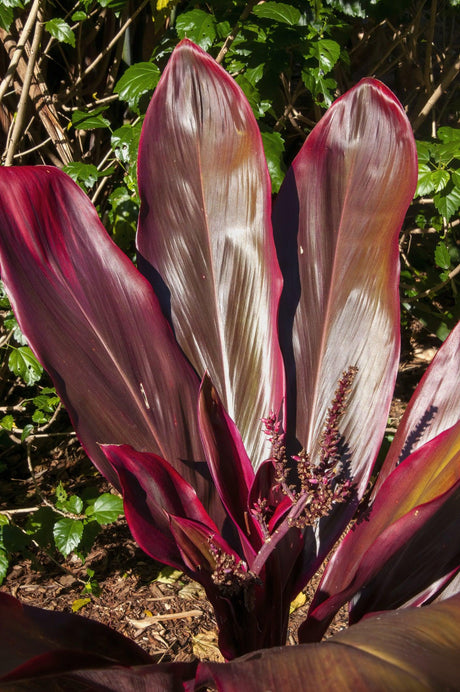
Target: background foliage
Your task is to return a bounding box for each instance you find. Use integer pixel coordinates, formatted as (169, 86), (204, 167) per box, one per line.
(0, 0), (458, 583)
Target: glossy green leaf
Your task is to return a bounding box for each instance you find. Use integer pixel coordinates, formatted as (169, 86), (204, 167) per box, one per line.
(92, 493), (124, 525)
(176, 10), (217, 50)
(115, 63), (161, 109)
(45, 18), (75, 47)
(0, 550), (8, 585)
(71, 109), (110, 131)
(434, 185), (460, 220)
(63, 162), (101, 190)
(0, 6), (13, 31)
(435, 241), (451, 270)
(261, 131), (286, 193)
(252, 2), (301, 25)
(53, 518), (84, 557)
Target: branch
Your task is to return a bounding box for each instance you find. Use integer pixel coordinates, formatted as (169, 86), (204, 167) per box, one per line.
(215, 0), (259, 64)
(0, 0), (41, 105)
(412, 53), (460, 132)
(3, 9), (43, 166)
(65, 0), (150, 99)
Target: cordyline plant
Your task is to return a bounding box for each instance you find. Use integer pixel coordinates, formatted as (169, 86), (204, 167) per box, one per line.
(0, 39), (459, 689)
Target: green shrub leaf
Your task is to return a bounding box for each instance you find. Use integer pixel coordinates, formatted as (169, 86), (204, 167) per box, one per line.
(434, 241), (451, 270)
(92, 493), (124, 525)
(176, 10), (217, 50)
(45, 18), (76, 47)
(115, 63), (161, 110)
(71, 109), (110, 131)
(53, 518), (84, 557)
(8, 346), (43, 386)
(252, 2), (301, 25)
(261, 131), (286, 193)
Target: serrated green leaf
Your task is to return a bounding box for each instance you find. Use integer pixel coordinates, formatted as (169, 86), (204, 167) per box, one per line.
(45, 18), (75, 47)
(71, 11), (87, 21)
(0, 414), (15, 431)
(176, 10), (217, 50)
(309, 39), (341, 73)
(434, 186), (460, 220)
(261, 131), (286, 193)
(252, 1), (301, 25)
(435, 241), (451, 270)
(55, 481), (67, 503)
(431, 169), (450, 192)
(63, 162), (101, 190)
(302, 69), (337, 107)
(415, 140), (432, 163)
(92, 493), (124, 525)
(0, 514), (9, 527)
(71, 109), (110, 131)
(451, 170), (460, 187)
(53, 518), (84, 557)
(111, 122), (143, 163)
(32, 393), (60, 412)
(437, 126), (460, 143)
(0, 549), (8, 584)
(0, 6), (14, 31)
(31, 409), (47, 424)
(437, 141), (460, 165)
(115, 63), (160, 110)
(8, 346), (43, 386)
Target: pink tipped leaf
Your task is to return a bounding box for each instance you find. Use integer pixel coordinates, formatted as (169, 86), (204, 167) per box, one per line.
(0, 166), (208, 499)
(137, 39), (285, 470)
(273, 79), (418, 498)
(101, 444), (223, 569)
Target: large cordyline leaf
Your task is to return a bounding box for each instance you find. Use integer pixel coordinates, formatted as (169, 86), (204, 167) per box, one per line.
(137, 39), (285, 470)
(273, 78), (417, 494)
(0, 166), (214, 503)
(270, 77), (418, 591)
(196, 595), (460, 691)
(2, 591), (460, 691)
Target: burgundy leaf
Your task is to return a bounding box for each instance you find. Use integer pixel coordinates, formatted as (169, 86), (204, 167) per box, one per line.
(196, 596), (460, 691)
(102, 444), (222, 566)
(273, 79), (418, 498)
(0, 592), (152, 678)
(137, 39), (285, 470)
(198, 375), (261, 553)
(169, 514), (242, 575)
(0, 166), (207, 498)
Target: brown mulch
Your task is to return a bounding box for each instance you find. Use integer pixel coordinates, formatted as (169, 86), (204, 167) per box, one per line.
(0, 328), (439, 663)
